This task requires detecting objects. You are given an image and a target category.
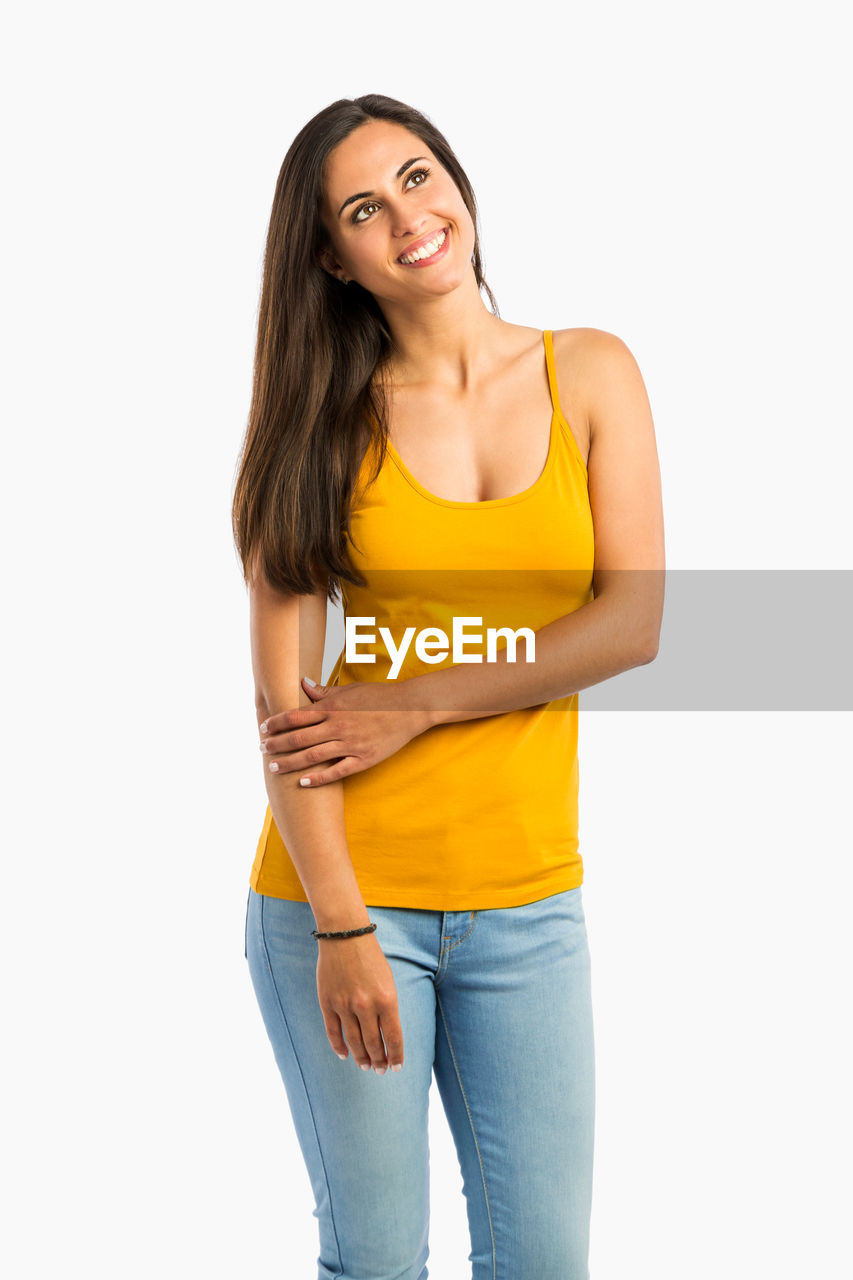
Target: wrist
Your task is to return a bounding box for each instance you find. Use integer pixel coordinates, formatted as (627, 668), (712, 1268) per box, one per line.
(315, 926), (377, 941)
(313, 909), (372, 933)
(395, 670), (448, 730)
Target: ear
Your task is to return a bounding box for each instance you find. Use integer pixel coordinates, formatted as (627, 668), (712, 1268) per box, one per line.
(317, 245), (344, 281)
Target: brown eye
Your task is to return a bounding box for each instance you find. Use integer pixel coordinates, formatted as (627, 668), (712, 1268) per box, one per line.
(353, 201), (380, 224)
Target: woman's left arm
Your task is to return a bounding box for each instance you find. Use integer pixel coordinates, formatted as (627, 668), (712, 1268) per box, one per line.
(261, 328), (665, 782)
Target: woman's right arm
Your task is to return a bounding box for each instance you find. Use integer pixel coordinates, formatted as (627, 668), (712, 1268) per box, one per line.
(249, 566), (404, 1073)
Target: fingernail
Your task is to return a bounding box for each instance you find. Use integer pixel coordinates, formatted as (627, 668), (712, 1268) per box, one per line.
(259, 721), (268, 734)
(335, 1052), (347, 1060)
(359, 1064), (371, 1072)
(303, 676), (317, 687)
(299, 777), (311, 787)
(269, 762), (279, 772)
(374, 1066), (387, 1075)
(391, 1064), (402, 1072)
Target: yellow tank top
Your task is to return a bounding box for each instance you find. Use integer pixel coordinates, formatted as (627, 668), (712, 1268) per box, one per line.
(249, 330), (595, 909)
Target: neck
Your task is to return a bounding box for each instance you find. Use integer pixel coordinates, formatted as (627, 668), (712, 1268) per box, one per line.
(376, 267), (507, 392)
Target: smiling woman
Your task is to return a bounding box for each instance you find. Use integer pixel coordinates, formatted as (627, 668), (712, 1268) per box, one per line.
(317, 117), (486, 314)
(231, 92), (664, 1280)
(231, 96), (498, 601)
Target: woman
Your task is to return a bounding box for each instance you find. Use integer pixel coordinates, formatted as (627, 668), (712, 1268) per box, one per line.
(232, 93), (664, 1280)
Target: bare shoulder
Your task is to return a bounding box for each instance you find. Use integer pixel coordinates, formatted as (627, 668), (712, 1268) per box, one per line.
(550, 327), (664, 578)
(551, 326), (645, 392)
(551, 327), (653, 460)
(548, 327), (623, 464)
(551, 325), (640, 367)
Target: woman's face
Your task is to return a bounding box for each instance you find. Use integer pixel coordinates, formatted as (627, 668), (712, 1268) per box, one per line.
(318, 118), (476, 303)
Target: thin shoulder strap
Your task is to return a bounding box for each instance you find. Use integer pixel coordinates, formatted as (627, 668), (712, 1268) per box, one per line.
(543, 329), (563, 420)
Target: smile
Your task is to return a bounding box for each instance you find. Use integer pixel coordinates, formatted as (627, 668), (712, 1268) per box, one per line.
(397, 226), (450, 267)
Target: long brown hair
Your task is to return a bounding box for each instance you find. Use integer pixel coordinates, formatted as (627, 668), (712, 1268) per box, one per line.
(230, 94), (499, 603)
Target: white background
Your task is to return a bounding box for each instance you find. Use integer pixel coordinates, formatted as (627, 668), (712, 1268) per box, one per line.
(3, 1), (851, 1276)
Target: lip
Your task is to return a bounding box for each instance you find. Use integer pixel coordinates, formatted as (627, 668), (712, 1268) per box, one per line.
(396, 224), (450, 266)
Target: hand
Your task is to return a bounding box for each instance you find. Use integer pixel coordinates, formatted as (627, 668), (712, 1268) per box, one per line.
(317, 932), (404, 1072)
(259, 676), (432, 787)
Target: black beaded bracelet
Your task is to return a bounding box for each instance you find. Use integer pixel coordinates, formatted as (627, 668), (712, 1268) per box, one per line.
(312, 922), (378, 940)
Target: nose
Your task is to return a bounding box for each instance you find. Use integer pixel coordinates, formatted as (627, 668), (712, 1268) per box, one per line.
(389, 201), (429, 244)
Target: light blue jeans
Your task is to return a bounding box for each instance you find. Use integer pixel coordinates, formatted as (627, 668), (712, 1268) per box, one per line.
(244, 884), (595, 1280)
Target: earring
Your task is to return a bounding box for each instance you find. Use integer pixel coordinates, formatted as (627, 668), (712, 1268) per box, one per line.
(341, 275), (349, 285)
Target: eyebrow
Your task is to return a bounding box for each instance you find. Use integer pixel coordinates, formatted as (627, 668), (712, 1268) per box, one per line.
(336, 157), (429, 219)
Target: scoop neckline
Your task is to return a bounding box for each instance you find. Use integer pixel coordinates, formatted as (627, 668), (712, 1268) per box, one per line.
(382, 331), (558, 510)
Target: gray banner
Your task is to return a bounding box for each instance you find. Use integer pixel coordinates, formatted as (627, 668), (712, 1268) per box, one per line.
(321, 570), (853, 711)
(583, 569), (853, 710)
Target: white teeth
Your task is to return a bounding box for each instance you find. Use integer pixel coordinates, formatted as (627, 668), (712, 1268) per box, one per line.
(400, 228), (446, 264)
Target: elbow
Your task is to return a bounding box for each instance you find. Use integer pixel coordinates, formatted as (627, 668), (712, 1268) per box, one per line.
(634, 629), (660, 666)
(628, 600), (663, 667)
(622, 613), (661, 668)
